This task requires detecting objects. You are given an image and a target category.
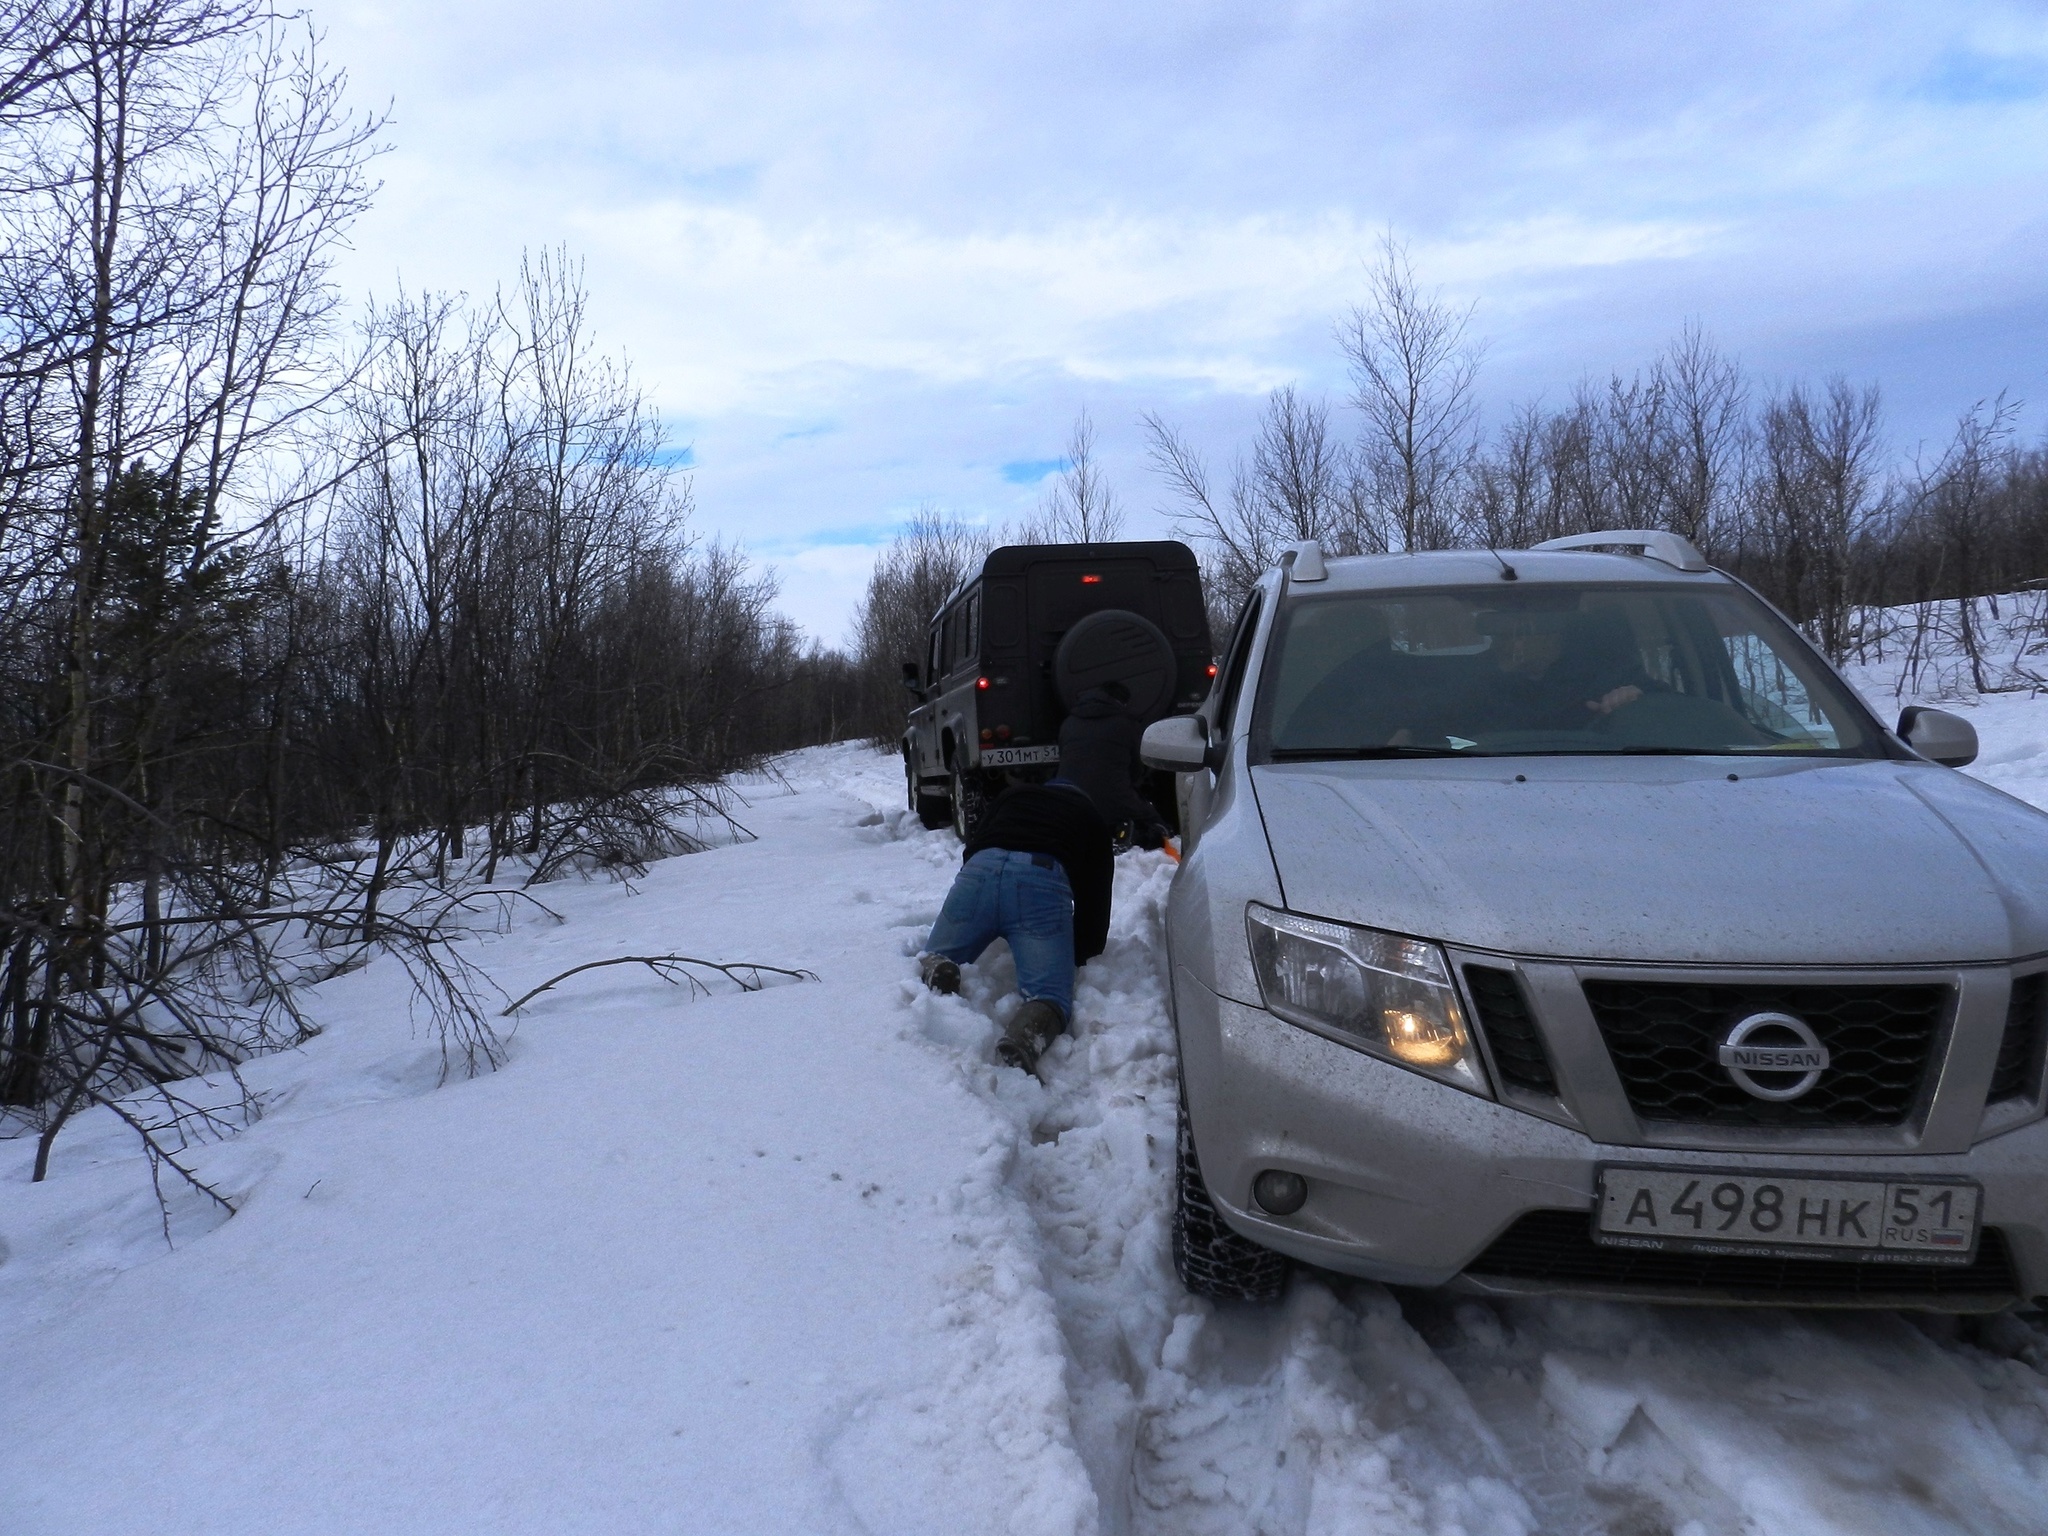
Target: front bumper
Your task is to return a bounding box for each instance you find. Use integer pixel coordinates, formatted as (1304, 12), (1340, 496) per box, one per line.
(1176, 977), (2048, 1309)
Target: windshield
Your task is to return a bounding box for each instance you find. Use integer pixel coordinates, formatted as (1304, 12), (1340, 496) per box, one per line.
(1254, 583), (1882, 760)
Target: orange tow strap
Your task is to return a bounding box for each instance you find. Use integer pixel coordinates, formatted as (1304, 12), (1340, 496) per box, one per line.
(1161, 837), (1181, 864)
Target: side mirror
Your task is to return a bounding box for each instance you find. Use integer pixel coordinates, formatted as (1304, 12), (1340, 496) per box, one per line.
(900, 661), (923, 696)
(1899, 706), (1978, 768)
(1141, 714), (1216, 773)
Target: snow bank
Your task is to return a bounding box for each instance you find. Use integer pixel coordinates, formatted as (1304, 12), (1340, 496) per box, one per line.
(0, 748), (1097, 1536)
(1843, 591), (2048, 813)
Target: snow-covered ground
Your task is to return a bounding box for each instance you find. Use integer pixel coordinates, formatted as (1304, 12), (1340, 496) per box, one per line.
(9, 656), (2048, 1534)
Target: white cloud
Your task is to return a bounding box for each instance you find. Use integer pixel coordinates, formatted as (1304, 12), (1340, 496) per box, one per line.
(316, 0), (2048, 642)
(769, 541), (898, 647)
(554, 204), (1724, 414)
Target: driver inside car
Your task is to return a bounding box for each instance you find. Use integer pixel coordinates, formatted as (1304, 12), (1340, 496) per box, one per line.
(1479, 609), (1654, 733)
(1279, 598), (1664, 752)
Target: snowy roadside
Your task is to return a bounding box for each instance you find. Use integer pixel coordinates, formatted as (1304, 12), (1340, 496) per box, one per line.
(0, 749), (1100, 1536)
(9, 647), (2048, 1533)
(1847, 660), (2048, 816)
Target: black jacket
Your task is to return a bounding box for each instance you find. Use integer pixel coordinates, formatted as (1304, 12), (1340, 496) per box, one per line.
(1056, 694), (1168, 845)
(962, 783), (1114, 963)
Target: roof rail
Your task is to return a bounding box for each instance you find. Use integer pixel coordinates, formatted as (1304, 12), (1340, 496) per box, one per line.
(1529, 529), (1709, 573)
(1283, 538), (1327, 583)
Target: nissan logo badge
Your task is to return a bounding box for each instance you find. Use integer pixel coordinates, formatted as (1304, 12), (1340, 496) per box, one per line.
(1717, 1012), (1830, 1101)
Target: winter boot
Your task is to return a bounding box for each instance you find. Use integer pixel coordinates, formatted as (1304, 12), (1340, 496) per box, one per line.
(996, 999), (1066, 1076)
(919, 954), (961, 995)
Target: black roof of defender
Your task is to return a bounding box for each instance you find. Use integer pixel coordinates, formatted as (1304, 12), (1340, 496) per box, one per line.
(981, 539), (1198, 577)
(941, 540), (1200, 610)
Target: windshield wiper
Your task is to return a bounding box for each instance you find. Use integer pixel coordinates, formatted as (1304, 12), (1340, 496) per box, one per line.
(1515, 745), (1834, 757)
(1608, 745), (1830, 756)
(1269, 745), (1467, 760)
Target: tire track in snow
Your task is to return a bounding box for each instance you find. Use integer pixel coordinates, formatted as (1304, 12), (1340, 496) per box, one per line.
(939, 849), (1540, 1535)
(848, 759), (2048, 1536)
(1406, 1289), (2048, 1536)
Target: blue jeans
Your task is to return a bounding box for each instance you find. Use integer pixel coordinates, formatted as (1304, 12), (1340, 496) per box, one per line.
(924, 849), (1076, 1020)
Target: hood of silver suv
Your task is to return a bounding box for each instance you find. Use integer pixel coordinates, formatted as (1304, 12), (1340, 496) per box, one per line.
(1252, 756), (2048, 965)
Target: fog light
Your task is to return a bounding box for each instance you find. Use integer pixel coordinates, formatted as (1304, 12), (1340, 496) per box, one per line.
(1382, 1008), (1461, 1067)
(1252, 1168), (1308, 1216)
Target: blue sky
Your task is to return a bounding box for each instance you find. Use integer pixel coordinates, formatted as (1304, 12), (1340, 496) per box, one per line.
(323, 0), (2048, 644)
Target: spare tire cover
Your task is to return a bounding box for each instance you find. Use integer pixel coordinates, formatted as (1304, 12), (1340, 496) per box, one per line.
(1053, 609), (1175, 720)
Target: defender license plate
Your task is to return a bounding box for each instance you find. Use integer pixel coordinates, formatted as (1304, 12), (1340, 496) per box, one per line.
(979, 745), (1060, 767)
(1594, 1166), (1981, 1264)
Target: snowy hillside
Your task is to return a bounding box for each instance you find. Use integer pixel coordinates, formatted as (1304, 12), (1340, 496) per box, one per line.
(8, 656), (2048, 1534)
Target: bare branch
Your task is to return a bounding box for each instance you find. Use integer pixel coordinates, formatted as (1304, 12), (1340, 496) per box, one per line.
(500, 954), (819, 1017)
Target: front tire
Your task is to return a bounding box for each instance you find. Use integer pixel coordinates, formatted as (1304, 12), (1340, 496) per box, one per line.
(1172, 1085), (1289, 1303)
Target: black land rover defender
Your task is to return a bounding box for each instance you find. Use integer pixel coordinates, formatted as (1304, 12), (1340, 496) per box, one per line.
(901, 540), (1212, 838)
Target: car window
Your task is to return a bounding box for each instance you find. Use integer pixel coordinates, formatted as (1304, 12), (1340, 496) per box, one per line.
(1251, 583), (1880, 760)
(960, 591), (980, 669)
(1215, 591), (1265, 736)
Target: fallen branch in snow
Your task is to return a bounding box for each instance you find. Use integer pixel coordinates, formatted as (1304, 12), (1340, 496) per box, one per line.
(500, 955), (819, 1016)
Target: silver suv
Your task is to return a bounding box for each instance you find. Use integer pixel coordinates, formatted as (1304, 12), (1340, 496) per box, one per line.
(1142, 531), (2048, 1311)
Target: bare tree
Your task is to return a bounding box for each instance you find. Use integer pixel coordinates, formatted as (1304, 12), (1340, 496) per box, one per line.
(1595, 370), (1672, 528)
(0, 15), (839, 1210)
(1015, 407), (1124, 544)
(0, 1), (95, 125)
(0, 0), (385, 1190)
(1655, 323), (1747, 547)
(1337, 233), (1482, 550)
(850, 505), (988, 743)
(1741, 378), (1885, 659)
(1466, 401), (1548, 550)
(1144, 386), (1377, 619)
(1912, 397), (2020, 691)
(1136, 249), (2039, 705)
(1457, 326), (1746, 562)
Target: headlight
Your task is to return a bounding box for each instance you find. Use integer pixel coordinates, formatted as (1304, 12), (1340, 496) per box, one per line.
(1245, 904), (1488, 1095)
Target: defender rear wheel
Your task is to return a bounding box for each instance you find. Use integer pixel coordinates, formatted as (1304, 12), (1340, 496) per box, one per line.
(908, 760), (952, 830)
(951, 768), (990, 841)
(1172, 1085), (1289, 1303)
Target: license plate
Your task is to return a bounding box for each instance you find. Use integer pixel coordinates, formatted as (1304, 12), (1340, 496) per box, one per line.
(1595, 1165), (1981, 1265)
(978, 745), (1059, 767)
